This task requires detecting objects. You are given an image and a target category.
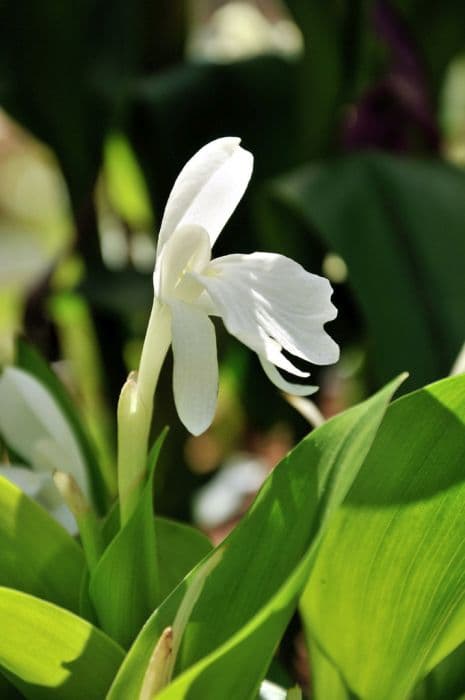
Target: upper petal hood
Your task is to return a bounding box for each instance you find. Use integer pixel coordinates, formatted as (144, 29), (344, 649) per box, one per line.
(157, 137), (253, 253)
(195, 252), (339, 375)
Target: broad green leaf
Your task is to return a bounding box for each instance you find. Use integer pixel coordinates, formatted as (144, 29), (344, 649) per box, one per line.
(0, 476), (85, 613)
(0, 587), (124, 700)
(107, 377), (404, 699)
(269, 153), (465, 390)
(309, 640), (351, 700)
(16, 339), (109, 512)
(302, 374), (465, 700)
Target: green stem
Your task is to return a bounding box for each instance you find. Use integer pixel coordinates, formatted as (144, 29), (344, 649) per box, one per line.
(76, 510), (105, 572)
(117, 301), (171, 525)
(53, 471), (104, 572)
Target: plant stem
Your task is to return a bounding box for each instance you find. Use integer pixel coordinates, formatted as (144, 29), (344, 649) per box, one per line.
(117, 301), (171, 525)
(53, 470), (104, 572)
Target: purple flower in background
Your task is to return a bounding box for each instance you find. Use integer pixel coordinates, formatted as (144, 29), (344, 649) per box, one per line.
(342, 0), (439, 152)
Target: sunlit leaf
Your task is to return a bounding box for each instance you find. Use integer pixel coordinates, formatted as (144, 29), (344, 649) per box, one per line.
(107, 376), (404, 698)
(0, 476), (85, 613)
(303, 374), (465, 700)
(0, 587), (124, 700)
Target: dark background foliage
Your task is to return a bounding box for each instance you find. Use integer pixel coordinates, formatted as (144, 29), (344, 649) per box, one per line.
(1, 0), (465, 518)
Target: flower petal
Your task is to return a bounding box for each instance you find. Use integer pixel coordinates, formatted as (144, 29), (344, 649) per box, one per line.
(196, 252), (339, 371)
(157, 137), (253, 252)
(170, 301), (219, 435)
(154, 224), (211, 302)
(258, 356), (318, 396)
(0, 367), (90, 498)
(0, 465), (48, 499)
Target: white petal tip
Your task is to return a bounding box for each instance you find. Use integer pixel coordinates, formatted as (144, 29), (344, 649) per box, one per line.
(178, 404), (216, 436)
(259, 355), (320, 396)
(184, 422), (211, 437)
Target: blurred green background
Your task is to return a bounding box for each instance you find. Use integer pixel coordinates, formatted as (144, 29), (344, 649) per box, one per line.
(1, 0), (465, 520)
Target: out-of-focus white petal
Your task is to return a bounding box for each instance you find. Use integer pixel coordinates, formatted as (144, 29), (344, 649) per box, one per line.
(50, 503), (78, 534)
(0, 466), (77, 533)
(259, 356), (318, 396)
(171, 301), (218, 436)
(0, 465), (48, 499)
(0, 367), (90, 498)
(196, 252), (339, 372)
(193, 454), (267, 529)
(284, 393), (325, 427)
(157, 137), (253, 251)
(154, 224), (211, 302)
(259, 680), (288, 700)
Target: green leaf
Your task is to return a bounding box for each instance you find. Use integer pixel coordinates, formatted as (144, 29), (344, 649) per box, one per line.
(90, 431), (210, 648)
(0, 672), (25, 699)
(412, 642), (465, 700)
(89, 430), (167, 647)
(107, 376), (404, 699)
(0, 587), (124, 700)
(308, 640), (352, 700)
(103, 131), (153, 229)
(282, 0), (344, 157)
(138, 550), (223, 699)
(0, 476), (85, 613)
(302, 374), (465, 700)
(155, 517), (212, 603)
(269, 153), (465, 390)
(16, 339), (109, 512)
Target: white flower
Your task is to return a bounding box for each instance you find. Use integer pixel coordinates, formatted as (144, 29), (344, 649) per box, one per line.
(0, 367), (89, 499)
(193, 454), (268, 529)
(151, 137), (339, 435)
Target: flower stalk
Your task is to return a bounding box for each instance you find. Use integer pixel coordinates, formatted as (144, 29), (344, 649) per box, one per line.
(117, 303), (171, 525)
